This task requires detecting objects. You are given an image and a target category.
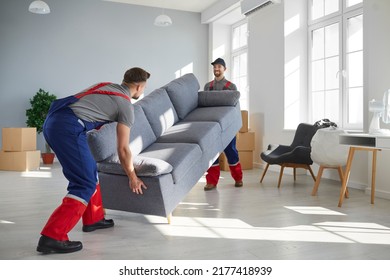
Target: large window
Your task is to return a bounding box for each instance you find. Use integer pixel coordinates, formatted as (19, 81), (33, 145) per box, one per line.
(231, 21), (249, 111)
(309, 0), (363, 129)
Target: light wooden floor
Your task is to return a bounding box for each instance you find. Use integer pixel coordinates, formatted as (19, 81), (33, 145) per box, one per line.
(1, 162), (390, 260)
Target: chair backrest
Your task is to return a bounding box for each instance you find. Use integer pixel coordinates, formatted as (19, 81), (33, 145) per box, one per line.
(310, 128), (349, 166)
(291, 123), (319, 148)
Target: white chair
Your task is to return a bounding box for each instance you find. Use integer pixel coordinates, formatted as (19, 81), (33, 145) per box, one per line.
(310, 128), (350, 197)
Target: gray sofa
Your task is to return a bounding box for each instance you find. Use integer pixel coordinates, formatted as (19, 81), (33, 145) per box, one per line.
(87, 73), (242, 221)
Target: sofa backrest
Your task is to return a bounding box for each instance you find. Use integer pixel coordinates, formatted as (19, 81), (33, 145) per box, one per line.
(130, 104), (157, 156)
(162, 73), (200, 120)
(87, 74), (201, 161)
(87, 104), (157, 162)
(135, 88), (179, 139)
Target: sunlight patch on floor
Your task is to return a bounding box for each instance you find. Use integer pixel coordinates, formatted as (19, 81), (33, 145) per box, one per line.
(20, 166), (53, 178)
(176, 202), (220, 211)
(315, 221), (390, 245)
(145, 215), (390, 245)
(0, 220), (15, 224)
(21, 171), (52, 178)
(285, 206), (346, 215)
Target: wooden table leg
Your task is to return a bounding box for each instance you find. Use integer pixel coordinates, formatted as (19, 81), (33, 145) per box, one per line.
(338, 147), (355, 207)
(371, 149), (377, 204)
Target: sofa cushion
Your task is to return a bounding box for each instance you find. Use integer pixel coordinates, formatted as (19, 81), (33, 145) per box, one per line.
(162, 73), (200, 120)
(87, 122), (117, 162)
(136, 88), (178, 138)
(87, 104), (157, 161)
(156, 121), (221, 152)
(183, 106), (238, 132)
(198, 90), (240, 107)
(97, 155), (173, 177)
(140, 142), (202, 183)
(130, 104), (157, 156)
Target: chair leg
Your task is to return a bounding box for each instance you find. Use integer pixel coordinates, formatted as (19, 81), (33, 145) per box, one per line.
(277, 165), (285, 188)
(308, 165), (316, 181)
(337, 166), (349, 198)
(260, 163), (270, 183)
(312, 165), (325, 196)
(293, 168), (297, 181)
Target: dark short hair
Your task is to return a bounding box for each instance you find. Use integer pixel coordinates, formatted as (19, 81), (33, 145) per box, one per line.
(123, 67), (151, 84)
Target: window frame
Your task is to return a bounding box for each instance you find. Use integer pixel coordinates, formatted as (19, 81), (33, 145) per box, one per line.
(308, 0), (363, 130)
(231, 19), (249, 111)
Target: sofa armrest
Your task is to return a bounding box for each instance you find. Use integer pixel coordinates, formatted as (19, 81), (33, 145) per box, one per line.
(97, 155), (173, 177)
(198, 90), (240, 107)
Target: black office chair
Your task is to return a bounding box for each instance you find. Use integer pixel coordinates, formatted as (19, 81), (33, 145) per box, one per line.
(260, 123), (319, 188)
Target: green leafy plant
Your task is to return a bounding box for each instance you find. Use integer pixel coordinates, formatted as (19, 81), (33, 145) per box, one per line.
(26, 88), (57, 153)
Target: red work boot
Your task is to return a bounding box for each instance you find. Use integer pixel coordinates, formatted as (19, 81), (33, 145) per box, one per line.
(38, 196), (86, 253)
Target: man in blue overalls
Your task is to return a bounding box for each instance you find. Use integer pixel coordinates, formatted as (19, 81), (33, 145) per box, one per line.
(37, 67), (150, 254)
(203, 58), (243, 191)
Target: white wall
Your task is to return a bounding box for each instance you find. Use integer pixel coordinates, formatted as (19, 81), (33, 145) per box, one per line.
(247, 3), (285, 168)
(0, 0), (208, 151)
(208, 22), (232, 81)
(365, 0), (390, 199)
(284, 0), (308, 130)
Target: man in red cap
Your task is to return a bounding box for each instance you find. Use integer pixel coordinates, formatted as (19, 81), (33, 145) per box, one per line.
(203, 58), (243, 191)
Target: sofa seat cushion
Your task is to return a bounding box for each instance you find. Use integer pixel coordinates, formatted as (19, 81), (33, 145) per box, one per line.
(97, 156), (173, 177)
(136, 88), (179, 138)
(183, 107), (237, 132)
(140, 142), (202, 183)
(156, 121), (221, 152)
(162, 73), (200, 120)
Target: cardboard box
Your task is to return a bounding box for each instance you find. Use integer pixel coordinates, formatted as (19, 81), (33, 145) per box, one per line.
(236, 131), (255, 151)
(0, 150), (40, 171)
(240, 110), (249, 133)
(2, 127), (37, 152)
(238, 151), (253, 170)
(219, 150), (253, 171)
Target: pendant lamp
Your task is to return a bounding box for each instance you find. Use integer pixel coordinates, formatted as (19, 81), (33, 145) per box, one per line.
(154, 8), (172, 27)
(29, 1), (50, 14)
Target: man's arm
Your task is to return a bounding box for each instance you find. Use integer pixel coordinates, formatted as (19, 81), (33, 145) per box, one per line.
(116, 122), (146, 194)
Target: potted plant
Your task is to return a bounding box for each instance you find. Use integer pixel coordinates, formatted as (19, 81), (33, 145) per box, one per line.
(26, 88), (57, 164)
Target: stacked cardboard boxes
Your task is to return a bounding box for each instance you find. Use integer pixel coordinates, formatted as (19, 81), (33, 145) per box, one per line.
(220, 110), (255, 170)
(0, 128), (40, 171)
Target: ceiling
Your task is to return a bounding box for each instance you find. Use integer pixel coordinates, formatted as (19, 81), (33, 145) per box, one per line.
(103, 0), (221, 13)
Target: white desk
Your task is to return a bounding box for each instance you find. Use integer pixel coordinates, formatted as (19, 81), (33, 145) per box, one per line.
(338, 133), (390, 207)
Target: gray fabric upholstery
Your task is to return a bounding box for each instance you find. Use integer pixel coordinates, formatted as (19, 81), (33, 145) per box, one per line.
(162, 73), (200, 120)
(97, 155), (173, 177)
(87, 104), (157, 161)
(87, 122), (117, 162)
(156, 121), (222, 152)
(87, 74), (243, 218)
(198, 90), (240, 107)
(183, 106), (238, 131)
(140, 142), (201, 183)
(130, 104), (157, 156)
(137, 88), (178, 138)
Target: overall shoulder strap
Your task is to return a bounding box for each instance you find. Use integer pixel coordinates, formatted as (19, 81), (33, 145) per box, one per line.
(223, 81), (231, 90)
(75, 83), (130, 101)
(209, 80), (214, 91)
